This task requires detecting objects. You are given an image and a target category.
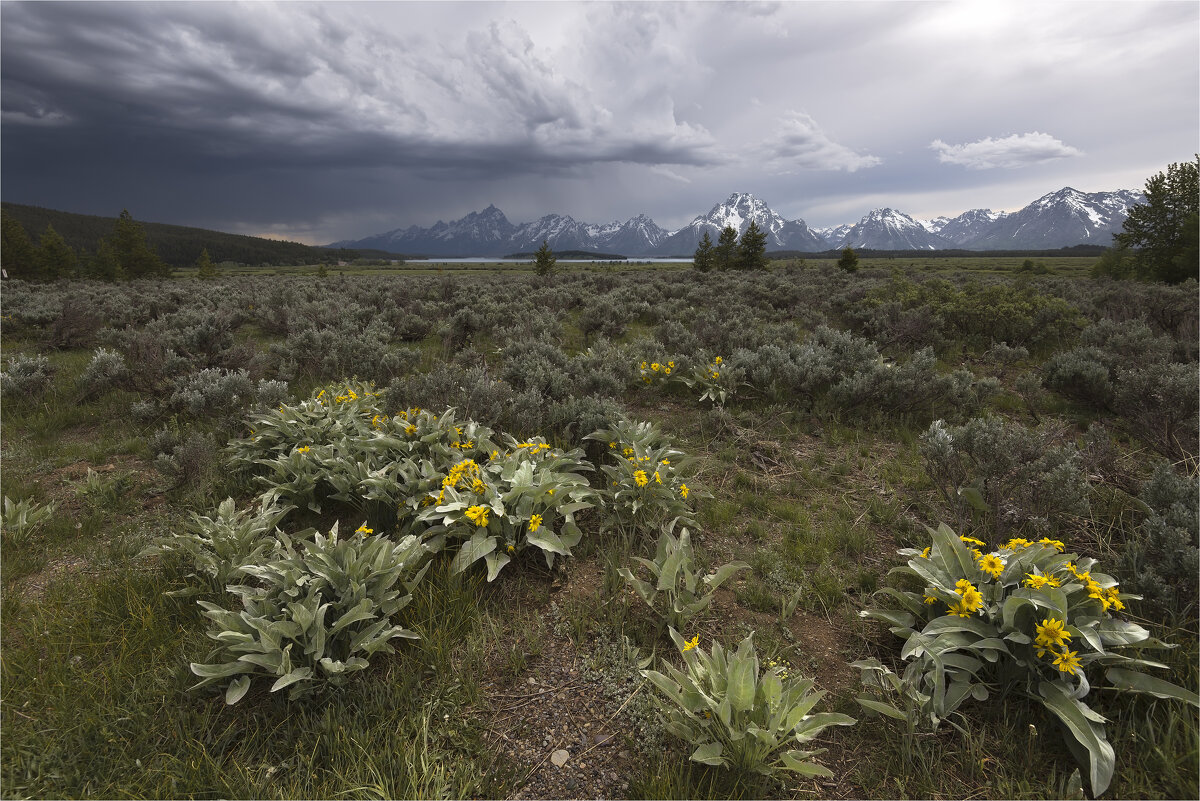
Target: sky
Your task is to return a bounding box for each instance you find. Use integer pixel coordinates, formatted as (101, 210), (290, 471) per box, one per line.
(2, 0), (1197, 245)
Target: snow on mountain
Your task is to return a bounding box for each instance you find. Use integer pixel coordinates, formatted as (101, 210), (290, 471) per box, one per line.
(812, 223), (854, 249)
(840, 208), (954, 250)
(963, 188), (1142, 249)
(934, 209), (1009, 246)
(328, 186), (1144, 255)
(660, 192), (826, 253)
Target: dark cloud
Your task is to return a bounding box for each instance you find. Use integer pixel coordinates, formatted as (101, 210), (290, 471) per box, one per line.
(1, 1), (1196, 241)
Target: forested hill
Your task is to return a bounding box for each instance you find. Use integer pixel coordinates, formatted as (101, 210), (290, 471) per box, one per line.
(1, 203), (389, 267)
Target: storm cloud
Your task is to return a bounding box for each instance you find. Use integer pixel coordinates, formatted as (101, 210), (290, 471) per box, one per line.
(1, 1), (1196, 242)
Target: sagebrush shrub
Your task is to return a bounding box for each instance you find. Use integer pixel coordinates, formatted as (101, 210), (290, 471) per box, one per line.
(0, 352), (53, 399)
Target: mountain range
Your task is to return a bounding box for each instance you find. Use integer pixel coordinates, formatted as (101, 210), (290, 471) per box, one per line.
(329, 187), (1143, 256)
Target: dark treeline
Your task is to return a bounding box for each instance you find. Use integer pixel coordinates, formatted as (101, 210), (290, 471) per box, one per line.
(0, 203), (386, 271)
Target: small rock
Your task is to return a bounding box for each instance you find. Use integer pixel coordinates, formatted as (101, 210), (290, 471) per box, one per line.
(594, 733), (612, 745)
(550, 749), (570, 768)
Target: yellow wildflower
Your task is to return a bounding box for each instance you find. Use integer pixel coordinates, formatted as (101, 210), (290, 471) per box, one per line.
(1024, 572), (1050, 590)
(1035, 617), (1071, 657)
(507, 544), (516, 554)
(977, 553), (1004, 579)
(920, 546), (931, 558)
(682, 635), (699, 652)
(680, 483), (690, 499)
(529, 514), (542, 533)
(714, 356), (722, 365)
(296, 446), (311, 454)
(1038, 538), (1066, 552)
(634, 470), (649, 487)
(960, 535), (987, 547)
(654, 471), (662, 484)
(464, 505), (489, 528)
(923, 594), (938, 605)
(1053, 649), (1082, 676)
(355, 524), (373, 535)
(651, 362), (661, 372)
(1004, 538), (1032, 550)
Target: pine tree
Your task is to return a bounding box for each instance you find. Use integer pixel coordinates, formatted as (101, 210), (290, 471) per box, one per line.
(693, 230), (715, 272)
(534, 239), (557, 277)
(837, 246), (859, 273)
(1113, 157), (1199, 284)
(36, 224), (77, 280)
(737, 220), (768, 270)
(1, 214), (37, 279)
(195, 248), (218, 279)
(112, 209), (168, 279)
(715, 225), (739, 271)
(89, 238), (125, 282)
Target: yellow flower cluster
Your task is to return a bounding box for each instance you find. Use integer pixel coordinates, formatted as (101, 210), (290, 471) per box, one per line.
(639, 359), (676, 383)
(529, 514), (543, 533)
(1035, 617), (1081, 675)
(947, 579), (984, 618)
(634, 470), (649, 487)
(464, 505), (490, 528)
(706, 355), (724, 380)
(355, 523), (373, 535)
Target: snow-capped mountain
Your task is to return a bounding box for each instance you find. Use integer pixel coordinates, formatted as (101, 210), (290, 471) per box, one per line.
(812, 223), (854, 248)
(962, 188), (1142, 249)
(839, 208), (953, 250)
(328, 187), (1143, 256)
(659, 192), (827, 253)
(933, 209), (1010, 246)
(330, 203), (517, 255)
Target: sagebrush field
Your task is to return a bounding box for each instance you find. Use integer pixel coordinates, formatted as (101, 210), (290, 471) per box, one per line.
(2, 261), (1197, 799)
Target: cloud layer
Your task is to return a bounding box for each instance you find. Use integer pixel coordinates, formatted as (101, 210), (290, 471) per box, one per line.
(1, 1), (1196, 239)
(930, 132), (1085, 170)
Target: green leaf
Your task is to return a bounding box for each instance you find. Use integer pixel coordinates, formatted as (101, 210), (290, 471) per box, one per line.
(1105, 668), (1200, 706)
(449, 530), (496, 575)
(727, 654), (757, 712)
(270, 667), (314, 693)
(778, 750), (833, 777)
(855, 697), (910, 721)
(690, 742), (725, 766)
(225, 676), (252, 705)
(1039, 681), (1115, 797)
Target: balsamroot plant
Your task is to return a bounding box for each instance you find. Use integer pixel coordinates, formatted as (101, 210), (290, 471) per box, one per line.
(1, 495), (57, 545)
(858, 523), (1199, 797)
(643, 628), (856, 779)
(191, 523), (431, 704)
(586, 419), (703, 540)
(141, 497), (293, 593)
(618, 525), (748, 630)
(414, 437), (595, 580)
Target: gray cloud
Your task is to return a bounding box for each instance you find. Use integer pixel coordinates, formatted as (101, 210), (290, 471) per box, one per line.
(930, 132), (1085, 170)
(759, 112), (882, 173)
(0, 1), (1196, 242)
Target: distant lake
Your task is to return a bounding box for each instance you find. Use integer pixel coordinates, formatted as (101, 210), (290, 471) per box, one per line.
(413, 256), (693, 264)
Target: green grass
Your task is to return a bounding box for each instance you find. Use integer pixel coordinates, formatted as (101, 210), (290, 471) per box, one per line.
(2, 269), (1195, 800)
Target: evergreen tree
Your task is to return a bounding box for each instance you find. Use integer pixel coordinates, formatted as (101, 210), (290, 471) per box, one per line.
(1113, 157), (1199, 284)
(693, 230), (715, 272)
(89, 238), (125, 282)
(715, 225), (739, 271)
(837, 246), (859, 273)
(1, 214), (37, 279)
(737, 220), (768, 270)
(112, 209), (168, 279)
(195, 247), (219, 279)
(534, 239), (557, 277)
(36, 224), (77, 280)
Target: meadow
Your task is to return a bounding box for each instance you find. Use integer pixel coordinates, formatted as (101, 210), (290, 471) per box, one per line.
(1, 259), (1196, 799)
